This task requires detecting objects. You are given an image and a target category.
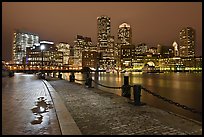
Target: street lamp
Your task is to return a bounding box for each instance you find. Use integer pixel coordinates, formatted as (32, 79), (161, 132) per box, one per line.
(40, 45), (45, 79)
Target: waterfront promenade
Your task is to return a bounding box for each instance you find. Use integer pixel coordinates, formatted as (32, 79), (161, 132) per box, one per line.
(2, 73), (80, 135)
(2, 73), (62, 135)
(2, 73), (202, 135)
(48, 79), (202, 135)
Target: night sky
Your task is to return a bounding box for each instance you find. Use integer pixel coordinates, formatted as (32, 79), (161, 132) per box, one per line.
(2, 2), (202, 61)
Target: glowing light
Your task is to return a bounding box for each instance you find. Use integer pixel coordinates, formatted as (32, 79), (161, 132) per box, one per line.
(40, 41), (54, 44)
(40, 45), (45, 50)
(39, 107), (45, 112)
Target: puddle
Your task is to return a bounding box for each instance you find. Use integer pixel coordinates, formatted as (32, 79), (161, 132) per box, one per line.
(31, 114), (43, 125)
(30, 96), (53, 125)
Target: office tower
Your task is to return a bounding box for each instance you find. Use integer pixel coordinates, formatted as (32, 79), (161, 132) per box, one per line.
(179, 27), (195, 57)
(97, 15), (111, 52)
(172, 41), (179, 57)
(56, 42), (70, 65)
(97, 15), (112, 69)
(73, 35), (93, 68)
(12, 30), (39, 64)
(117, 22), (132, 69)
(73, 35), (84, 69)
(118, 23), (132, 45)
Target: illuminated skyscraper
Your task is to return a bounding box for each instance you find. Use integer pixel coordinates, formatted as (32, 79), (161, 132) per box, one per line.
(73, 35), (94, 69)
(97, 15), (111, 53)
(12, 30), (39, 64)
(172, 41), (179, 57)
(118, 23), (132, 45)
(97, 15), (115, 69)
(117, 22), (132, 69)
(179, 27), (195, 57)
(56, 42), (70, 65)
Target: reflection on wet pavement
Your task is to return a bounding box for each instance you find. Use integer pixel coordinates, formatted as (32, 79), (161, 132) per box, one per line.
(31, 96), (53, 125)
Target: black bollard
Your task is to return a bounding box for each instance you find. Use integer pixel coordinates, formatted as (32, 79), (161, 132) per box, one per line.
(58, 73), (62, 79)
(122, 75), (131, 98)
(69, 72), (75, 82)
(87, 77), (92, 88)
(85, 72), (90, 86)
(8, 71), (14, 77)
(124, 76), (129, 85)
(133, 85), (141, 105)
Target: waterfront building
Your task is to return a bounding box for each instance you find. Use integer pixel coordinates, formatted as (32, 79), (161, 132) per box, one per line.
(172, 41), (179, 57)
(148, 47), (158, 55)
(157, 44), (174, 58)
(135, 43), (148, 55)
(179, 27), (195, 57)
(106, 36), (115, 70)
(118, 23), (132, 45)
(56, 42), (70, 65)
(97, 15), (112, 69)
(73, 35), (94, 69)
(73, 35), (83, 69)
(117, 22), (133, 69)
(82, 51), (100, 70)
(12, 30), (40, 64)
(26, 40), (63, 69)
(121, 44), (135, 69)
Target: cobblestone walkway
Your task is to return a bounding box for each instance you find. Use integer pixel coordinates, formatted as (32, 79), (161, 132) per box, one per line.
(48, 80), (202, 135)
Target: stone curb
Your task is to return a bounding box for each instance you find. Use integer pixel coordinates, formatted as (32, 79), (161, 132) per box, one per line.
(42, 80), (82, 135)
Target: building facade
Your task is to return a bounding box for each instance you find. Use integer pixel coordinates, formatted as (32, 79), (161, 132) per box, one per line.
(117, 22), (132, 70)
(56, 42), (70, 65)
(179, 27), (195, 57)
(172, 41), (179, 57)
(12, 30), (40, 64)
(97, 15), (112, 69)
(82, 51), (100, 69)
(135, 43), (147, 55)
(73, 35), (94, 69)
(26, 41), (63, 69)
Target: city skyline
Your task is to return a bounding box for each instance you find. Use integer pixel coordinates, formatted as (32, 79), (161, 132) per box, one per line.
(2, 2), (202, 61)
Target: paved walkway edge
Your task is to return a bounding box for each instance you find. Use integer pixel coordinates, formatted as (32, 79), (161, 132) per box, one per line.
(42, 80), (82, 135)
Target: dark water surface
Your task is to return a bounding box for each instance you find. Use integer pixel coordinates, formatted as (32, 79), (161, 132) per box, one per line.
(62, 72), (202, 122)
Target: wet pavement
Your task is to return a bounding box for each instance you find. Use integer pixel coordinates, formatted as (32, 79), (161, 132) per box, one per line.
(2, 73), (61, 135)
(48, 79), (202, 135)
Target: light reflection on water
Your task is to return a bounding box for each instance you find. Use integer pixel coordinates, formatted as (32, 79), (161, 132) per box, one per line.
(62, 72), (202, 122)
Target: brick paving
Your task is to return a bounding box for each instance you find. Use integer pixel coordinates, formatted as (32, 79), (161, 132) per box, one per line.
(48, 79), (202, 135)
(2, 73), (61, 135)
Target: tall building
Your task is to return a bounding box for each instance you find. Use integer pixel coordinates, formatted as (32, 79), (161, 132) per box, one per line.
(97, 15), (112, 69)
(12, 30), (40, 64)
(117, 22), (132, 69)
(179, 27), (195, 57)
(97, 15), (111, 53)
(73, 35), (84, 69)
(56, 42), (70, 65)
(73, 35), (93, 69)
(172, 41), (179, 57)
(118, 23), (132, 45)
